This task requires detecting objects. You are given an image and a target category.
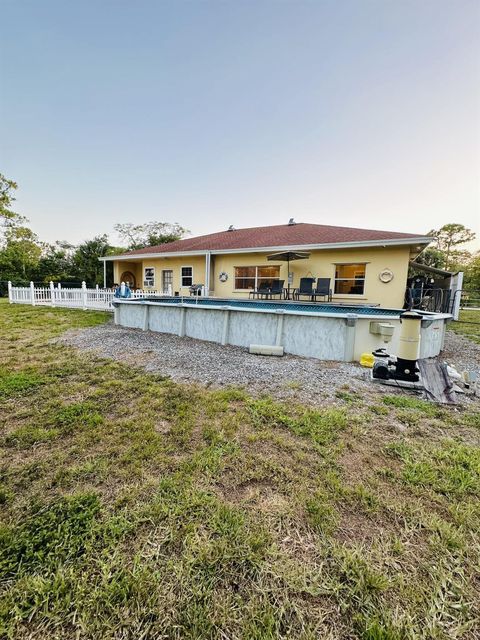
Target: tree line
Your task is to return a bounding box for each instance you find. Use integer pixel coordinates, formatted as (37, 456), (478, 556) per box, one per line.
(0, 173), (187, 292)
(1, 172), (479, 293)
(411, 223), (479, 289)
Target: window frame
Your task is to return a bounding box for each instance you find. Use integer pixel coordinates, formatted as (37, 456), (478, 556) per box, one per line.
(162, 269), (173, 292)
(181, 265), (193, 288)
(333, 263), (367, 296)
(143, 266), (155, 288)
(234, 265), (281, 291)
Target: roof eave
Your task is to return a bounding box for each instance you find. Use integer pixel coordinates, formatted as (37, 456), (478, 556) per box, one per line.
(99, 236), (432, 262)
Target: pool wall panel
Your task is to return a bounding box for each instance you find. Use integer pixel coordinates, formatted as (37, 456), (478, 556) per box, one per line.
(419, 319), (446, 358)
(149, 305), (181, 334)
(227, 311), (278, 348)
(282, 316), (346, 360)
(185, 308), (224, 343)
(117, 303), (145, 330)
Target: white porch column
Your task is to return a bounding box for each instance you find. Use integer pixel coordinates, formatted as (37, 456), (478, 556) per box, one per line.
(205, 251), (211, 296)
(103, 259), (107, 288)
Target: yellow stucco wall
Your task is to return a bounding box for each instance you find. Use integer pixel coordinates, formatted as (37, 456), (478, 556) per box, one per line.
(113, 245), (412, 308)
(212, 246), (411, 308)
(139, 256), (206, 293)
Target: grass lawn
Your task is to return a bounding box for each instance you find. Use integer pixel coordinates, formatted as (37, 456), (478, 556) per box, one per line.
(0, 300), (479, 639)
(449, 309), (480, 344)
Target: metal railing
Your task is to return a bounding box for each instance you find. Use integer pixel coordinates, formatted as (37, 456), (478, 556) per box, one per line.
(405, 286), (480, 321)
(405, 286), (452, 314)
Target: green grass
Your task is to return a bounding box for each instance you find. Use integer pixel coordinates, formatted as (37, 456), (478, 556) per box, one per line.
(0, 300), (479, 639)
(449, 309), (480, 344)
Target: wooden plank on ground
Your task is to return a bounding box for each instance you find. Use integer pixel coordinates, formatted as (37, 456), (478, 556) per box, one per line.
(417, 358), (457, 404)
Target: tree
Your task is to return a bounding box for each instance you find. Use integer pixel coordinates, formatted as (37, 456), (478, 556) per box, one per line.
(72, 235), (112, 286)
(34, 241), (77, 284)
(0, 173), (26, 227)
(0, 226), (42, 282)
(464, 252), (480, 292)
(414, 247), (447, 270)
(114, 222), (188, 250)
(428, 224), (476, 270)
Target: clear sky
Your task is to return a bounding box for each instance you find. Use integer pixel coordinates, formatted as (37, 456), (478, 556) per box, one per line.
(1, 0), (479, 248)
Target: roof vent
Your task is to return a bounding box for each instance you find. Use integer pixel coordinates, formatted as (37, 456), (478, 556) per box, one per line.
(288, 218), (296, 226)
(227, 225), (235, 232)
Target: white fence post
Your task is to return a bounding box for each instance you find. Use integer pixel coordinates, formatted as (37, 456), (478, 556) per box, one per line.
(82, 281), (87, 310)
(30, 282), (36, 306)
(8, 281), (12, 303)
(50, 281), (55, 307)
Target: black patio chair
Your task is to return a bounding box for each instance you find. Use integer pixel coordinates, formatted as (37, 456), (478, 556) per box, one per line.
(269, 279), (285, 299)
(312, 278), (332, 302)
(294, 277), (315, 301)
(249, 283), (272, 299)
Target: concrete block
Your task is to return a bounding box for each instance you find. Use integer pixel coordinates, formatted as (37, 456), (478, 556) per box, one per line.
(249, 344), (284, 356)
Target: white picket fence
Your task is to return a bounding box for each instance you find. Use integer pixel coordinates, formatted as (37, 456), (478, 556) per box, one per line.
(7, 281), (171, 311)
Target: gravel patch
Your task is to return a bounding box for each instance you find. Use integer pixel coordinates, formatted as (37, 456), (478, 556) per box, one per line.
(439, 330), (480, 373)
(59, 321), (377, 406)
(59, 321), (479, 407)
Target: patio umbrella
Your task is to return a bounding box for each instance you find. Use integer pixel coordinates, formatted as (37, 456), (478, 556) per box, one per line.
(267, 251), (310, 299)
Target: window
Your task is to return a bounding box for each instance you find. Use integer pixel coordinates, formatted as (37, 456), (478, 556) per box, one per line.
(334, 264), (366, 295)
(144, 267), (155, 288)
(181, 266), (193, 287)
(234, 265), (280, 290)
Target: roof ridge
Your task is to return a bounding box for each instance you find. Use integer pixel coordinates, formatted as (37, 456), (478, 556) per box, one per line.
(119, 221), (430, 257)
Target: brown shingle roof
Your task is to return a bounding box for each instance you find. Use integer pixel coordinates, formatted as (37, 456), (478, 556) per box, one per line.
(120, 223), (429, 256)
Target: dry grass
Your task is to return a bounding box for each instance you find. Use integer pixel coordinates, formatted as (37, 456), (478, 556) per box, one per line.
(0, 301), (479, 639)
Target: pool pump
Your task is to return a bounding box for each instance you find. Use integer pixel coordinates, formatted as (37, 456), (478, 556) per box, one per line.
(372, 311), (422, 383)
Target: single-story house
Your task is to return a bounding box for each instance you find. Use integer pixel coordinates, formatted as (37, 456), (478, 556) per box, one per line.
(101, 221), (431, 308)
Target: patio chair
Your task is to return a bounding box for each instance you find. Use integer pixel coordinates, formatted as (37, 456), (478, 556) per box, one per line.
(249, 283), (271, 299)
(294, 277), (315, 301)
(269, 279), (285, 299)
(312, 278), (332, 302)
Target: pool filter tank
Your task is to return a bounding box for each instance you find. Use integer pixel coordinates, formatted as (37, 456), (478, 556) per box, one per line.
(372, 310), (422, 383)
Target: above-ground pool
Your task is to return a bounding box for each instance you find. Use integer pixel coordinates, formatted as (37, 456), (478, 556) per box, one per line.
(113, 297), (450, 362)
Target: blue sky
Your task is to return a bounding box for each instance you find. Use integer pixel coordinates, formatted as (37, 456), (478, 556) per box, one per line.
(1, 0), (479, 248)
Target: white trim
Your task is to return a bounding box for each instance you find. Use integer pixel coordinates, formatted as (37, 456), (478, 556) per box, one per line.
(161, 268), (173, 292)
(143, 266), (155, 288)
(333, 262), (367, 296)
(234, 265), (281, 291)
(180, 265), (193, 288)
(99, 236), (432, 262)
